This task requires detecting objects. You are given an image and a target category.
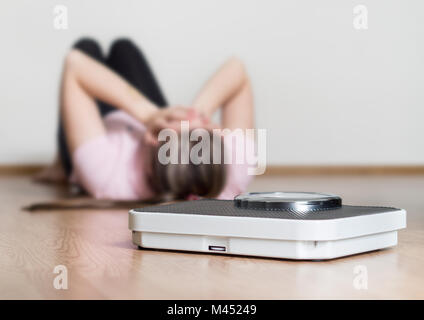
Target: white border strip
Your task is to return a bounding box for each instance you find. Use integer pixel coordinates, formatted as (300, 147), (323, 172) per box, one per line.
(129, 209), (406, 241)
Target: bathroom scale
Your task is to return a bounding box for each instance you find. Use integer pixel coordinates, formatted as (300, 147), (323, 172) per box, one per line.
(128, 192), (406, 260)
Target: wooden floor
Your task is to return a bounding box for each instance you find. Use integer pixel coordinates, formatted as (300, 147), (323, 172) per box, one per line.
(0, 174), (423, 299)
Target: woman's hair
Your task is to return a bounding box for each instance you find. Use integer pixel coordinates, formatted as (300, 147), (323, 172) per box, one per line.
(145, 130), (227, 199)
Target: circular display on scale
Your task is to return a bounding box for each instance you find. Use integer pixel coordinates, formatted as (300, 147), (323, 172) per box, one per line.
(234, 192), (342, 212)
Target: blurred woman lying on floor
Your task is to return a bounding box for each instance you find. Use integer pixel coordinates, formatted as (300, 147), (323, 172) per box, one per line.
(36, 38), (255, 201)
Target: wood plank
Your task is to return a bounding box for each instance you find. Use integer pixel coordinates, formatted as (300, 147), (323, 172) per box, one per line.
(2, 164), (424, 176)
(264, 165), (424, 175)
(0, 174), (423, 299)
(0, 165), (44, 175)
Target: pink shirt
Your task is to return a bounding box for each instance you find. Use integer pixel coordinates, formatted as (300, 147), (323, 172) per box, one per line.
(71, 111), (255, 200)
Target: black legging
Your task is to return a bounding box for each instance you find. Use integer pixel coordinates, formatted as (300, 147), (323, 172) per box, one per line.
(58, 38), (167, 176)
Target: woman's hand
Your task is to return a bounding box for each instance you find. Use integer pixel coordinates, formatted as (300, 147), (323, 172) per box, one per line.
(144, 106), (220, 145)
(144, 106), (191, 145)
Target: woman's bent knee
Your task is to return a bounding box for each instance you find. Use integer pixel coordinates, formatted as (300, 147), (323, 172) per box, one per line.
(72, 37), (102, 59)
(109, 38), (143, 57)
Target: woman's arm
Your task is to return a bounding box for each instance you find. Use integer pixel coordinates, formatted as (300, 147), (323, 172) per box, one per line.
(61, 49), (187, 153)
(61, 49), (158, 153)
(192, 57), (254, 130)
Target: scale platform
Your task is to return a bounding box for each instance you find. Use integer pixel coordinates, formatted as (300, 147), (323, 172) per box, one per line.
(128, 192), (406, 260)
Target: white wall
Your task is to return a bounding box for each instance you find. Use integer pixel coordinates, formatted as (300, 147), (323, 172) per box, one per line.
(0, 0), (423, 165)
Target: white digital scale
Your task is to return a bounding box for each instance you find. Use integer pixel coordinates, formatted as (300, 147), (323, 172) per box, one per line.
(128, 192), (406, 260)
